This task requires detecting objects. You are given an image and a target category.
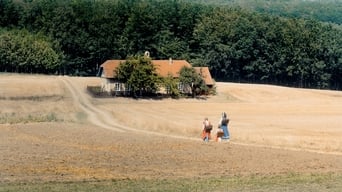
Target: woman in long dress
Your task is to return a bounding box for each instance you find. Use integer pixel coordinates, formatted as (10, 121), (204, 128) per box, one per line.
(218, 112), (230, 140)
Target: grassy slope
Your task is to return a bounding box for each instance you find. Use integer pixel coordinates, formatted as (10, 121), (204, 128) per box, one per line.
(1, 173), (342, 192)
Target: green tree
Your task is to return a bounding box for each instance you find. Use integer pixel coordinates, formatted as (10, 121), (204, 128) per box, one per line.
(162, 73), (181, 98)
(179, 66), (206, 98)
(0, 29), (62, 73)
(115, 54), (161, 97)
(0, 0), (22, 27)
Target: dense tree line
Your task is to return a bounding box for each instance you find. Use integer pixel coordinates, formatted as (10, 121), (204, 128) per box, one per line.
(193, 8), (342, 89)
(0, 29), (63, 73)
(189, 0), (342, 25)
(248, 0), (342, 25)
(0, 0), (341, 90)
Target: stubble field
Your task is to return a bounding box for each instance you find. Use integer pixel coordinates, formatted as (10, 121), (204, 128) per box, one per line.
(0, 73), (342, 191)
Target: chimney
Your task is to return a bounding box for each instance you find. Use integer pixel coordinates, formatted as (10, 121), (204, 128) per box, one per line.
(169, 58), (173, 65)
(144, 51), (150, 58)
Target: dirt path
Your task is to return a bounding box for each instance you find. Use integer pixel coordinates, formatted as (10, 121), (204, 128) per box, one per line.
(60, 76), (124, 132)
(60, 76), (198, 141)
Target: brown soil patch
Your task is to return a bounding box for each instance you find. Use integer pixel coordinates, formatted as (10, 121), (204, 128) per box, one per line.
(0, 73), (342, 182)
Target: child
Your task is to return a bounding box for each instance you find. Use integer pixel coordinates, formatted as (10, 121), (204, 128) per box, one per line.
(201, 117), (212, 142)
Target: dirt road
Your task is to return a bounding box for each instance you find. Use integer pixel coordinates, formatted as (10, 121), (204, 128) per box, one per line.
(60, 76), (198, 140)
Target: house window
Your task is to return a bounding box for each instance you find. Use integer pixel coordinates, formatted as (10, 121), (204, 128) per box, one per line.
(115, 82), (121, 91)
(178, 83), (184, 91)
(126, 84), (131, 91)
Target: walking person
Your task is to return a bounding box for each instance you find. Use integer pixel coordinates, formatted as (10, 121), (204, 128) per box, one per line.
(201, 117), (212, 142)
(218, 112), (230, 141)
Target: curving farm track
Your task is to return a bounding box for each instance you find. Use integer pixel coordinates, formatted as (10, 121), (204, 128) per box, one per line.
(60, 76), (198, 140)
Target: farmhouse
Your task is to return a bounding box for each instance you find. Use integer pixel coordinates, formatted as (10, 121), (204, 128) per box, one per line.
(98, 58), (214, 95)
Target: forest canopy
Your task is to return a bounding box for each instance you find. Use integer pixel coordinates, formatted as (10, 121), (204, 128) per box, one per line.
(0, 0), (341, 90)
(188, 0), (342, 25)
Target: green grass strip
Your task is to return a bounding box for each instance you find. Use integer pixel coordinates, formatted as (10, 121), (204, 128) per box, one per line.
(1, 173), (341, 192)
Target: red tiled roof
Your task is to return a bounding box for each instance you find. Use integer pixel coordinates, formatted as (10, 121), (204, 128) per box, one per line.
(99, 60), (214, 85)
(100, 60), (126, 78)
(153, 60), (191, 78)
(100, 59), (191, 78)
(194, 67), (214, 85)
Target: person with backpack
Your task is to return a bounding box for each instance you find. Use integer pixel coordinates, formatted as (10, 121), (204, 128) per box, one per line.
(201, 117), (212, 142)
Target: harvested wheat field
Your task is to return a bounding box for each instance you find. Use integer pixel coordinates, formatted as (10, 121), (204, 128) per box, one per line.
(0, 73), (342, 191)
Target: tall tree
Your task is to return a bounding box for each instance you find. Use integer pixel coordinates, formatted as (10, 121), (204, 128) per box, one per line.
(115, 54), (161, 97)
(0, 0), (22, 27)
(0, 29), (62, 73)
(179, 66), (206, 98)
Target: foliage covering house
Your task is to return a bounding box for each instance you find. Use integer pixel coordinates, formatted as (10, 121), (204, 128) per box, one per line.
(194, 67), (214, 87)
(98, 58), (214, 96)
